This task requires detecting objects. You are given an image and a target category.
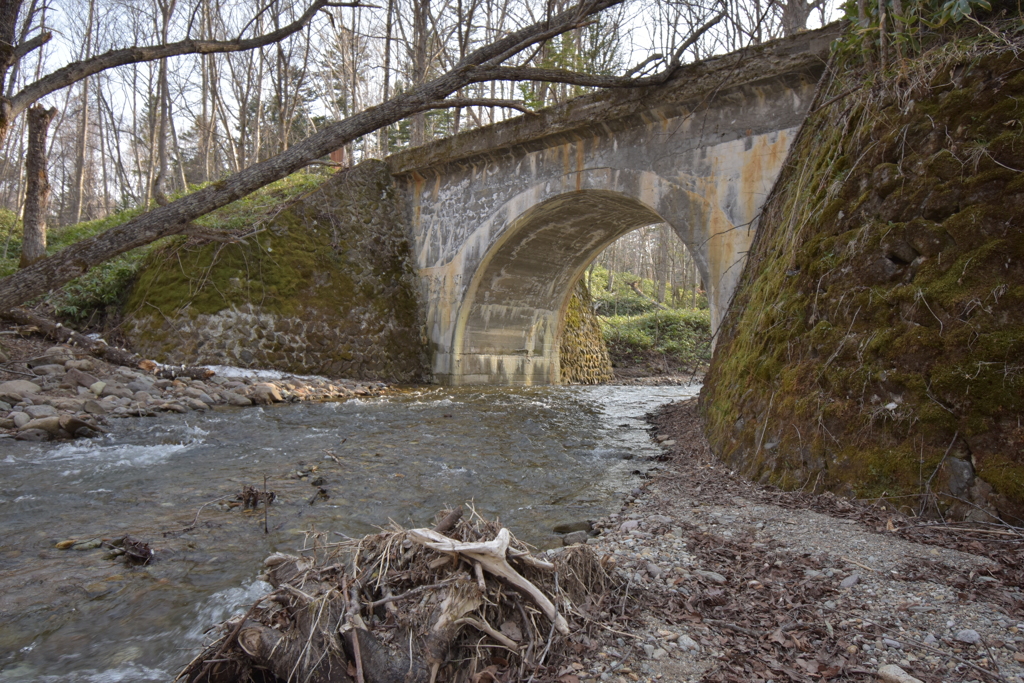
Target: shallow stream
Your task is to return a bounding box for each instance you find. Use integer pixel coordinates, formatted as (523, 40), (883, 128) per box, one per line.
(0, 383), (698, 681)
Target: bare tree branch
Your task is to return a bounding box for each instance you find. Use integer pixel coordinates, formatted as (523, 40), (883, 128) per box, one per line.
(416, 97), (538, 115)
(0, 0), (627, 311)
(7, 0), (370, 119)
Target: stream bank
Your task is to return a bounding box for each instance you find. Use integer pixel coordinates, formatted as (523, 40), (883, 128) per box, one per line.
(569, 400), (1024, 683)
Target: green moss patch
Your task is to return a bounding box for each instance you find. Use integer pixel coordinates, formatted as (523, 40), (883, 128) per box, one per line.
(702, 24), (1024, 521)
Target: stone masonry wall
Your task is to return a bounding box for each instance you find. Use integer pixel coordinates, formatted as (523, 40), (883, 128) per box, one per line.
(122, 161), (428, 382)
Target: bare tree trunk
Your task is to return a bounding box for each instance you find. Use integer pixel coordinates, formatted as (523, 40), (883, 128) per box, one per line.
(379, 0), (394, 155)
(70, 0), (95, 224)
(19, 104), (56, 268)
(410, 0), (429, 146)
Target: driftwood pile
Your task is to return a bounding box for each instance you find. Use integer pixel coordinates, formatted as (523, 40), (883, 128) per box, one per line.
(179, 507), (623, 683)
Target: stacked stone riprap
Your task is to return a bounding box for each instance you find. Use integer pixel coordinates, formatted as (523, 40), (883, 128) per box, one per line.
(559, 280), (613, 385)
(122, 161), (427, 383)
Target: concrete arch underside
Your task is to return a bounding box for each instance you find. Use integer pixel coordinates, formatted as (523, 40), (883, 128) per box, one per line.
(449, 189), (686, 385)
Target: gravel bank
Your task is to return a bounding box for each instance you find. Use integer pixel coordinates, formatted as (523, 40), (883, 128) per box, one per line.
(557, 399), (1023, 683)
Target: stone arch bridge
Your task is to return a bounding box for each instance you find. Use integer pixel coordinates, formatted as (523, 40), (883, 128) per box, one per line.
(386, 26), (837, 385)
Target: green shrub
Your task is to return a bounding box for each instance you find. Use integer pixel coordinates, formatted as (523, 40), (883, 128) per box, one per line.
(601, 308), (712, 368)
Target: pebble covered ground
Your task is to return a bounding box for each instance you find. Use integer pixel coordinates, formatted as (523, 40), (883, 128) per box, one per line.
(547, 399), (1024, 683)
(0, 329), (386, 442)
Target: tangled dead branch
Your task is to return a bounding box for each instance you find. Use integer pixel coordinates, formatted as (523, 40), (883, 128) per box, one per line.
(178, 506), (626, 683)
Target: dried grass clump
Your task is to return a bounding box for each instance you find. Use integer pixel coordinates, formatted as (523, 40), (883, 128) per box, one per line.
(179, 506), (625, 683)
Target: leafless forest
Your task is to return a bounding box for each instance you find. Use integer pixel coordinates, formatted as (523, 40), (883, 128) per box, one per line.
(0, 0), (832, 228)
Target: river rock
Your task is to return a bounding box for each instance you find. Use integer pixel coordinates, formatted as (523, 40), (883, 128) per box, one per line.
(0, 417), (14, 429)
(101, 384), (134, 399)
(620, 520), (640, 532)
(562, 531), (589, 546)
(251, 383), (284, 404)
(553, 521), (592, 534)
(83, 399), (107, 415)
(840, 573), (860, 588)
(224, 392), (252, 407)
(89, 381), (106, 396)
(20, 416), (62, 435)
(0, 400), (11, 412)
(0, 380), (41, 395)
(60, 416), (100, 437)
(184, 398), (208, 411)
(127, 380), (154, 394)
(647, 514), (673, 525)
(11, 412), (30, 428)
(24, 404), (58, 419)
(63, 368), (98, 389)
(65, 358), (95, 371)
(33, 364), (66, 376)
(15, 428), (50, 441)
(159, 403), (189, 414)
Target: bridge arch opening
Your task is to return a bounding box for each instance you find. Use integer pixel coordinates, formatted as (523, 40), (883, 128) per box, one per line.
(448, 190), (707, 385)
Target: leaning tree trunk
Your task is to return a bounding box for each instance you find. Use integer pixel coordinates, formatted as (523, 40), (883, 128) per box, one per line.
(19, 104), (56, 268)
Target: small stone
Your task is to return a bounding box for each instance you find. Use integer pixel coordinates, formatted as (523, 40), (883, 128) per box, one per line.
(0, 400), (10, 412)
(0, 380), (41, 395)
(877, 664), (923, 683)
(0, 417), (14, 429)
(64, 367), (100, 388)
(883, 638), (902, 649)
(251, 383), (284, 403)
(563, 531), (589, 546)
(619, 520), (640, 532)
(955, 629), (981, 645)
(11, 411), (30, 428)
(660, 440), (676, 446)
(647, 514), (673, 524)
(553, 521), (592, 534)
(126, 381), (154, 394)
(651, 648), (667, 660)
(923, 634), (937, 645)
(24, 404), (57, 419)
(55, 539), (76, 549)
(20, 416), (62, 435)
(15, 428), (50, 441)
(83, 400), (107, 415)
(642, 644), (655, 657)
(159, 403), (189, 414)
(677, 635), (699, 651)
(32, 364), (66, 376)
(184, 398), (208, 411)
(64, 358), (94, 371)
(695, 570), (727, 584)
(89, 381), (106, 396)
(840, 573), (860, 588)
(646, 561), (663, 578)
(224, 392), (252, 407)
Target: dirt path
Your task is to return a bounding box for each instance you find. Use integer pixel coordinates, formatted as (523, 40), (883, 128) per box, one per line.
(570, 399), (1024, 683)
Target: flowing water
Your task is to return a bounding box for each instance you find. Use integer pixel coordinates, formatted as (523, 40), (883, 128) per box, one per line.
(0, 383), (698, 681)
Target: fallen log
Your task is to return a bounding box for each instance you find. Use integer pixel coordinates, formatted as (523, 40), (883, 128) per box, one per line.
(1, 307), (213, 379)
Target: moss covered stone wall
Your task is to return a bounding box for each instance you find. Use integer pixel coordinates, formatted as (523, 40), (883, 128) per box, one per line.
(702, 27), (1024, 523)
(559, 280), (614, 384)
(123, 161), (428, 382)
